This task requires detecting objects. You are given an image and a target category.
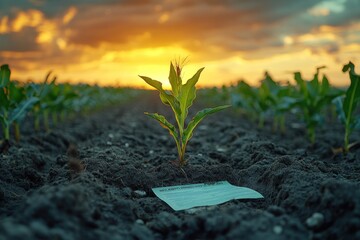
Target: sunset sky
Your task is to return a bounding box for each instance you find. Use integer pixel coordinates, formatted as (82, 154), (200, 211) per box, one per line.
(0, 0), (359, 88)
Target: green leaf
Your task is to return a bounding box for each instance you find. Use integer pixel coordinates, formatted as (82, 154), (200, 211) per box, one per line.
(277, 96), (299, 112)
(139, 75), (182, 118)
(9, 97), (39, 124)
(145, 112), (179, 142)
(320, 75), (330, 95)
(342, 62), (360, 121)
(294, 72), (307, 96)
(0, 64), (10, 87)
(0, 88), (8, 109)
(9, 81), (26, 105)
(168, 63), (181, 97)
(183, 105), (231, 145)
(178, 67), (204, 125)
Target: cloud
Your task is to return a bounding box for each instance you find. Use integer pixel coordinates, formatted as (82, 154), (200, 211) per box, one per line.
(0, 27), (40, 52)
(0, 0), (358, 86)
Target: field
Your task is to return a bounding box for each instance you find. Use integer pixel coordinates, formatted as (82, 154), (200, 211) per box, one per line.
(1, 64), (360, 239)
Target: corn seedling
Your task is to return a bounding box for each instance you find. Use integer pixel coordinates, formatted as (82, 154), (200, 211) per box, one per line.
(27, 71), (59, 131)
(0, 64), (38, 145)
(231, 80), (271, 128)
(333, 62), (360, 153)
(260, 72), (298, 133)
(139, 61), (230, 166)
(294, 66), (342, 144)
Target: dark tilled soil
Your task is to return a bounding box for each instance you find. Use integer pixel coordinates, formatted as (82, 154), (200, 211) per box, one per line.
(1, 92), (359, 240)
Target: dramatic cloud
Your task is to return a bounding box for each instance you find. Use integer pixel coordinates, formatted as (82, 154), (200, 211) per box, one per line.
(0, 0), (359, 87)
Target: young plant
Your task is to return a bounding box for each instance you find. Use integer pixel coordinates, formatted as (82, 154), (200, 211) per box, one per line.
(294, 66), (342, 144)
(139, 61), (230, 166)
(231, 81), (263, 126)
(0, 64), (38, 145)
(333, 62), (360, 153)
(27, 71), (57, 131)
(260, 72), (298, 133)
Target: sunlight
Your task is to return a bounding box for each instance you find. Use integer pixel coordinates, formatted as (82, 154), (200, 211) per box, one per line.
(11, 9), (43, 32)
(158, 12), (170, 23)
(0, 16), (9, 33)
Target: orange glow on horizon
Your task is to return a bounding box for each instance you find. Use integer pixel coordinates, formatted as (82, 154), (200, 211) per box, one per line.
(1, 2), (359, 88)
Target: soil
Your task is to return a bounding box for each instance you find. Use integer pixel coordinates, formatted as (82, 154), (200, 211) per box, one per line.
(1, 91), (360, 240)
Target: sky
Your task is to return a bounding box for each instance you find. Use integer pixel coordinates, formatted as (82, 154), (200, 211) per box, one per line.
(0, 0), (359, 88)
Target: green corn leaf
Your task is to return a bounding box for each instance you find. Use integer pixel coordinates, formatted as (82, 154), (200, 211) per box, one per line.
(178, 67), (204, 125)
(9, 82), (26, 105)
(9, 97), (39, 124)
(0, 113), (6, 126)
(0, 88), (8, 108)
(237, 81), (257, 99)
(320, 75), (330, 95)
(342, 62), (360, 121)
(183, 105), (231, 145)
(294, 72), (307, 95)
(145, 112), (179, 142)
(0, 64), (10, 87)
(277, 96), (299, 112)
(169, 63), (181, 97)
(139, 75), (181, 118)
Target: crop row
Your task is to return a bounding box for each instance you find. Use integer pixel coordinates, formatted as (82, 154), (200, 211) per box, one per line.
(0, 64), (139, 150)
(201, 62), (359, 153)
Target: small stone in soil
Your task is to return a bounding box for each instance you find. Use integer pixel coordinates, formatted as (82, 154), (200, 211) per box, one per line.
(216, 147), (227, 152)
(136, 219), (145, 225)
(273, 225), (283, 234)
(133, 190), (147, 198)
(306, 212), (324, 229)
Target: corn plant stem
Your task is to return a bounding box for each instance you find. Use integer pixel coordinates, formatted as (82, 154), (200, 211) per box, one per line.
(258, 115), (264, 129)
(279, 115), (286, 134)
(179, 143), (187, 166)
(174, 138), (182, 164)
(43, 110), (49, 131)
(34, 115), (40, 131)
(308, 127), (315, 144)
(176, 114), (187, 166)
(2, 124), (10, 141)
(14, 122), (20, 142)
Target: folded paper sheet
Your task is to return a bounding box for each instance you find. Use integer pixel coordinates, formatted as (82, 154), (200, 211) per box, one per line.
(152, 181), (264, 211)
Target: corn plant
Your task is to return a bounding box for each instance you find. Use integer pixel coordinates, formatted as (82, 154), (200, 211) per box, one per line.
(259, 73), (298, 133)
(0, 64), (38, 144)
(27, 72), (57, 131)
(231, 81), (263, 127)
(294, 66), (342, 143)
(333, 62), (360, 153)
(231, 79), (275, 129)
(139, 61), (230, 166)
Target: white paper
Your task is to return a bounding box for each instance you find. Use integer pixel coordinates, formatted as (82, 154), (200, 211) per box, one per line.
(152, 181), (263, 211)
